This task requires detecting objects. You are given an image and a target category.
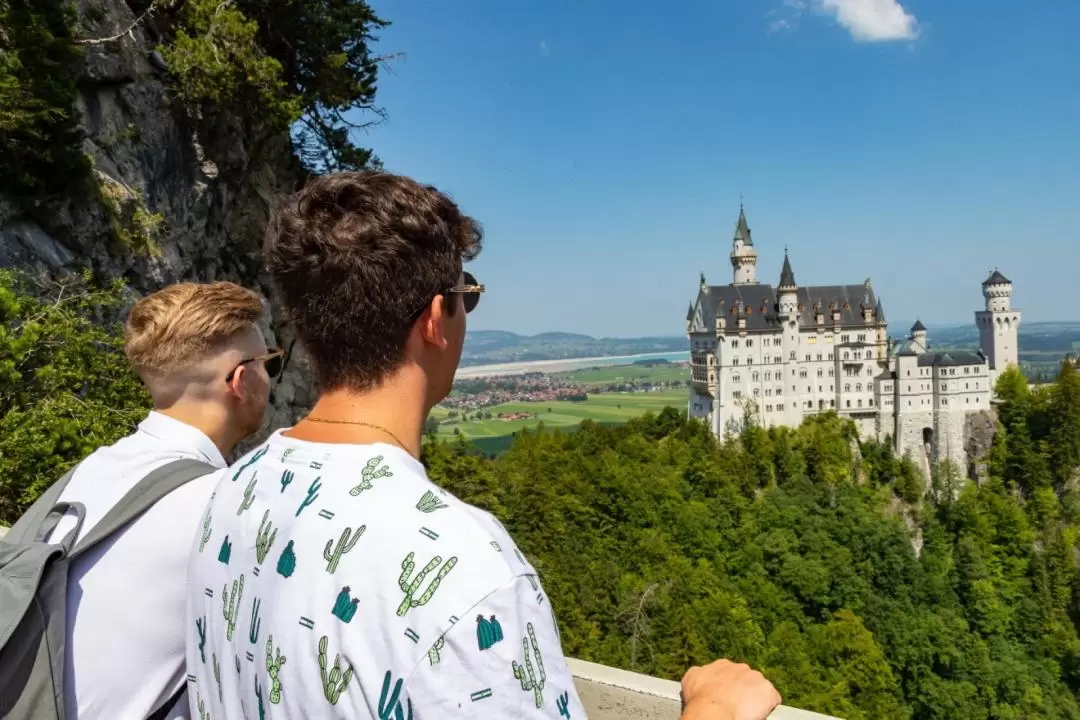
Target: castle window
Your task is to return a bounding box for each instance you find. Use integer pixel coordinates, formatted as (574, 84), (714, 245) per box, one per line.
(733, 391), (742, 398)
(753, 388), (760, 397)
(778, 403), (784, 411)
(856, 383), (862, 392)
(843, 351), (850, 360)
(746, 339), (753, 347)
(858, 399), (863, 407)
(845, 384), (851, 392)
(766, 388), (772, 396)
(829, 369), (835, 377)
(817, 369), (824, 378)
(828, 353), (834, 360)
(790, 351), (796, 360)
(846, 400), (851, 408)
(865, 351), (872, 360)
(841, 334), (850, 343)
(799, 369), (808, 379)
(777, 387), (783, 396)
(733, 358), (740, 365)
(805, 354), (812, 362)
(869, 399), (874, 407)
(817, 353), (823, 361)
(765, 372), (771, 381)
(732, 340), (739, 348)
(747, 358), (754, 365)
(733, 375), (741, 383)
(965, 383), (969, 390)
(941, 384), (947, 391)
(830, 400), (835, 407)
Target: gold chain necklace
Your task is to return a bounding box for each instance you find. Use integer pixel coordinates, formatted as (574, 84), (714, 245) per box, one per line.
(303, 416), (415, 458)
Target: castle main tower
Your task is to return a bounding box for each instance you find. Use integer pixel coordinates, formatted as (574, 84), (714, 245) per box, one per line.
(975, 269), (1021, 384)
(730, 205), (758, 285)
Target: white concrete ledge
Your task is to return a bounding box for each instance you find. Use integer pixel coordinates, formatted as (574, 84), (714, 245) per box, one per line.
(568, 658), (840, 720)
(0, 526), (7, 540)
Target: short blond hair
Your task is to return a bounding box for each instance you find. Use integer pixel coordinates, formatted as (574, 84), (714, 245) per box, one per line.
(125, 281), (264, 379)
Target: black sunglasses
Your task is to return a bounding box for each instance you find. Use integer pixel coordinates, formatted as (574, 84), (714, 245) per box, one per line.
(226, 348), (284, 383)
(409, 270), (485, 321)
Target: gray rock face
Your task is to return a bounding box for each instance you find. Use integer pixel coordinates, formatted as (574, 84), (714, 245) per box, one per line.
(0, 0), (314, 454)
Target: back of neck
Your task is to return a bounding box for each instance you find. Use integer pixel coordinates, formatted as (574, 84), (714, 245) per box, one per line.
(289, 375), (429, 458)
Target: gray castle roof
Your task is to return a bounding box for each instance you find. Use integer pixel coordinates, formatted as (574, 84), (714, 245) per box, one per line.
(911, 319), (927, 333)
(734, 206), (753, 246)
(691, 282), (880, 333)
(779, 253), (796, 288)
(984, 269), (1010, 285)
(917, 350), (985, 367)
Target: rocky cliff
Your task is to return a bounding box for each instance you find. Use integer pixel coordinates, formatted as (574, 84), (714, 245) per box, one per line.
(0, 0), (316, 448)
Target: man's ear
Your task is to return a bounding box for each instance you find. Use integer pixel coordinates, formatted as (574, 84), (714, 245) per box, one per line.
(418, 295), (450, 351)
(226, 364), (247, 400)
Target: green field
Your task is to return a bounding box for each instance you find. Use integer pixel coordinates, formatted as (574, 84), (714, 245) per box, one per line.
(555, 362), (689, 386)
(430, 389), (686, 450)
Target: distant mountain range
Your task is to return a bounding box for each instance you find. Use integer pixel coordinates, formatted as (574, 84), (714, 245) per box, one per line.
(462, 321), (1080, 368)
(461, 331), (685, 366)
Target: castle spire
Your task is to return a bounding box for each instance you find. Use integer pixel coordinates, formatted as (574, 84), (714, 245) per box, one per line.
(875, 297), (886, 323)
(778, 249), (796, 289)
(734, 204), (753, 246)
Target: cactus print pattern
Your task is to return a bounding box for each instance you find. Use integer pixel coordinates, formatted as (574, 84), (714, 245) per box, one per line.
(186, 441), (584, 719)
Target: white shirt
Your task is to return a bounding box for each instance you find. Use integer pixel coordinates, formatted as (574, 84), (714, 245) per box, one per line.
(186, 432), (587, 719)
(46, 411), (227, 720)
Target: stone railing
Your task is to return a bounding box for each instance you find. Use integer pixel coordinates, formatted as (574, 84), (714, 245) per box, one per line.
(568, 658), (840, 720)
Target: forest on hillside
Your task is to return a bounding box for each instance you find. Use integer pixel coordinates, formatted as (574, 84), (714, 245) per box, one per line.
(424, 361), (1080, 720)
(5, 268), (1080, 719)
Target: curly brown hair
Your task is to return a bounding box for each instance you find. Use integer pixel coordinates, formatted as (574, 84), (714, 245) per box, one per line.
(265, 170), (483, 392)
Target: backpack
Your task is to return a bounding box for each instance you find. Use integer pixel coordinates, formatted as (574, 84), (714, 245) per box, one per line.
(0, 458), (216, 720)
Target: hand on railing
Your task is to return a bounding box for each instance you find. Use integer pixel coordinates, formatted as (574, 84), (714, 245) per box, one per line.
(680, 659), (781, 720)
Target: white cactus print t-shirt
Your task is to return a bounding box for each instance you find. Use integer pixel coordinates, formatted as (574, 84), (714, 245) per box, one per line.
(185, 431), (585, 719)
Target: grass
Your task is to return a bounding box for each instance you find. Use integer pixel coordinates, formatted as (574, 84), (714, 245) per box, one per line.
(555, 362), (689, 386)
(431, 389), (686, 441)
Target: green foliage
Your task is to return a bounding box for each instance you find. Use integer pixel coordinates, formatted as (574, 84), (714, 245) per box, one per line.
(162, 0), (388, 172)
(423, 367), (1080, 719)
(0, 0), (89, 196)
(0, 269), (149, 524)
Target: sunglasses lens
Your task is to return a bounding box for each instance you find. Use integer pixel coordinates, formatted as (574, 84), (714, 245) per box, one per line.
(462, 271), (480, 314)
(266, 354), (283, 379)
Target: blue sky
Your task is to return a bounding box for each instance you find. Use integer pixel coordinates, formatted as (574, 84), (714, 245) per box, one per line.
(361, 0), (1079, 337)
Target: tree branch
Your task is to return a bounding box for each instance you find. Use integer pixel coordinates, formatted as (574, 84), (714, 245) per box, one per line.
(75, 2), (158, 45)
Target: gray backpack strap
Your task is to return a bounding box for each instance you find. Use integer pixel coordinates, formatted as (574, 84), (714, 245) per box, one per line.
(3, 465), (83, 545)
(71, 459), (216, 560)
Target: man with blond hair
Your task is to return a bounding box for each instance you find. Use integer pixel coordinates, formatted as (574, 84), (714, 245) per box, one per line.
(2, 281), (278, 720)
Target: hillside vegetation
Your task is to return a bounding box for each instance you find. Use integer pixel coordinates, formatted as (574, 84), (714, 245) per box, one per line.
(424, 362), (1080, 720)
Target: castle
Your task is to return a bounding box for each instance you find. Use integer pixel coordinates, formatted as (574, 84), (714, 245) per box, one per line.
(685, 206), (1022, 475)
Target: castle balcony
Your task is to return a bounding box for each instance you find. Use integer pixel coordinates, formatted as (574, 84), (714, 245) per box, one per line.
(569, 657), (840, 720)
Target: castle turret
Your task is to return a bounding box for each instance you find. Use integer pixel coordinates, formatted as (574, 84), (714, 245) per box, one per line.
(910, 319), (928, 353)
(730, 205), (758, 285)
(976, 268), (1021, 381)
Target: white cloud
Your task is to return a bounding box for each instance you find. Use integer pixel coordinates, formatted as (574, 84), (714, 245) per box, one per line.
(819, 0), (918, 42)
